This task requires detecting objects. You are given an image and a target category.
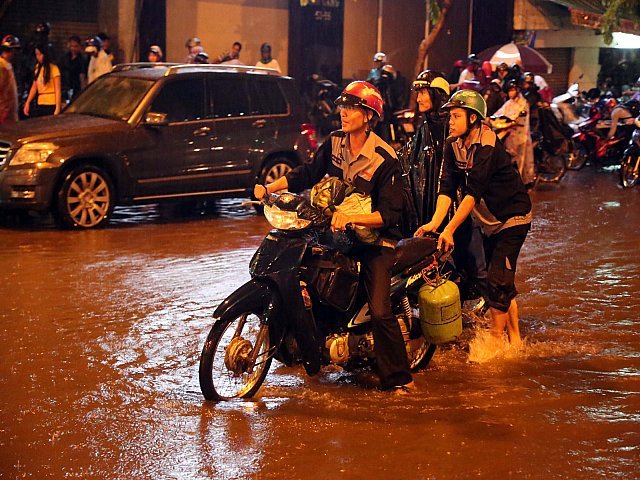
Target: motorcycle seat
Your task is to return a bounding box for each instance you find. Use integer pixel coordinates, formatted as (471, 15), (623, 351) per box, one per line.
(392, 236), (438, 276)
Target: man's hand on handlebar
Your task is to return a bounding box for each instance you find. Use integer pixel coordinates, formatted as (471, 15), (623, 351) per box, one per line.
(331, 211), (351, 232)
(253, 184), (267, 200)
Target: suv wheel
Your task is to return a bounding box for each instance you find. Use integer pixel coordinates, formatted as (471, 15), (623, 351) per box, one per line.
(254, 157), (295, 212)
(259, 157), (295, 185)
(55, 165), (115, 229)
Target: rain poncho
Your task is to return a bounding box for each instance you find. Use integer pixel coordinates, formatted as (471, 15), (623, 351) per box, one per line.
(494, 93), (535, 184)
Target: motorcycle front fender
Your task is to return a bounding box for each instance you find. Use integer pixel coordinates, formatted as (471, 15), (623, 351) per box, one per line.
(213, 279), (284, 342)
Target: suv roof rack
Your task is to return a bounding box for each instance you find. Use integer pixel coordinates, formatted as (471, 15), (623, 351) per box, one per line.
(111, 62), (182, 73)
(111, 62), (282, 77)
(165, 63), (281, 76)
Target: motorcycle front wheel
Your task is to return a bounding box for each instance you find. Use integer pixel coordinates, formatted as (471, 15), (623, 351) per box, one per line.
(566, 140), (589, 170)
(199, 310), (273, 401)
(620, 153), (640, 188)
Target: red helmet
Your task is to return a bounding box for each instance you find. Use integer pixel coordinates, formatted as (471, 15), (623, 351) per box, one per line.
(335, 81), (384, 119)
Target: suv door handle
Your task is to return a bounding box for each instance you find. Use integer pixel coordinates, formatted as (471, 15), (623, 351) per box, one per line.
(252, 119), (266, 128)
(193, 126), (211, 136)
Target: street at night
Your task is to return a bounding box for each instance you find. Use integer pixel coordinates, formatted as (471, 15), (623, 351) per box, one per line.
(1, 168), (638, 479)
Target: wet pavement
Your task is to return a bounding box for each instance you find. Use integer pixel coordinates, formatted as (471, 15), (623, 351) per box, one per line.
(0, 168), (638, 479)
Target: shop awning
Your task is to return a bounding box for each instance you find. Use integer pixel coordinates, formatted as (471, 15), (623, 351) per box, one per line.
(546, 0), (640, 35)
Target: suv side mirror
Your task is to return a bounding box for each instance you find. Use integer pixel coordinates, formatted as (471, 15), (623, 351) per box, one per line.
(144, 112), (168, 126)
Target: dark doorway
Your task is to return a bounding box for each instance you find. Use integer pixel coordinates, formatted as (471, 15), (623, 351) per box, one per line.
(288, 0), (344, 94)
(138, 0), (166, 62)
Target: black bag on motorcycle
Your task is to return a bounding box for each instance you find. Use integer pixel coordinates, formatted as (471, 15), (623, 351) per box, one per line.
(308, 250), (360, 312)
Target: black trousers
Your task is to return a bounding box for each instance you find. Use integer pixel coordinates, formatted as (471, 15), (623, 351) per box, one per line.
(355, 245), (412, 390)
(483, 224), (530, 312)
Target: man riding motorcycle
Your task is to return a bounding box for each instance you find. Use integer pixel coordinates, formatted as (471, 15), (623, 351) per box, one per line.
(254, 81), (415, 393)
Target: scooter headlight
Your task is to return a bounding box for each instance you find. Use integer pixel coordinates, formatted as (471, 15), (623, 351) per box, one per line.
(264, 204), (312, 230)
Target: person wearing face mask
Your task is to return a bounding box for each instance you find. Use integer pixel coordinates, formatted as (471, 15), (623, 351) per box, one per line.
(253, 81), (416, 394)
(415, 89), (531, 347)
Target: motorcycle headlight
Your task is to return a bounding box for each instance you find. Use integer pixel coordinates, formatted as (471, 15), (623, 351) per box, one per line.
(10, 142), (58, 167)
(264, 204), (312, 230)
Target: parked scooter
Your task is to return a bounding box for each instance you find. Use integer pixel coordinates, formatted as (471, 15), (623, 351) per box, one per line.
(198, 192), (463, 401)
(620, 115), (640, 188)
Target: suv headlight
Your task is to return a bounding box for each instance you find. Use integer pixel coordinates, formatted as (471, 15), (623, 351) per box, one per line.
(264, 204), (312, 230)
(10, 142), (58, 167)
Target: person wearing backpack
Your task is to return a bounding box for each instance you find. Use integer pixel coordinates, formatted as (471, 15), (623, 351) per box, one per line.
(253, 81), (416, 394)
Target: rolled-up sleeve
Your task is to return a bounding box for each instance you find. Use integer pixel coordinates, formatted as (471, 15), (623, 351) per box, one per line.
(285, 138), (331, 193)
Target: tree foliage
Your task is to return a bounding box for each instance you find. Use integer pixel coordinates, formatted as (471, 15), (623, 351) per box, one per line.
(601, 0), (640, 45)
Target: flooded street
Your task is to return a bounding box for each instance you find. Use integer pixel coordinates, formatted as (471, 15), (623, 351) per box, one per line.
(1, 169), (638, 479)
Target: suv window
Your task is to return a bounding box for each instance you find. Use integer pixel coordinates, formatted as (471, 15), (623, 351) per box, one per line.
(67, 76), (154, 121)
(210, 78), (251, 118)
(249, 80), (288, 115)
(151, 78), (205, 122)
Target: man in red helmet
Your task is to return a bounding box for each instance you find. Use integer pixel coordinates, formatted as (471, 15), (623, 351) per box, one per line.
(254, 81), (415, 393)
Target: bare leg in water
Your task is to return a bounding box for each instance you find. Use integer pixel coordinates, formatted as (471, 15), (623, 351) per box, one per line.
(489, 299), (522, 346)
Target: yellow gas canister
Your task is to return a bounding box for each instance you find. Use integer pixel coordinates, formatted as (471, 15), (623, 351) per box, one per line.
(418, 278), (462, 344)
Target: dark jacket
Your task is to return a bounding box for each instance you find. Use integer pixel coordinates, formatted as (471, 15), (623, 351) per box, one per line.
(407, 114), (447, 224)
(439, 126), (531, 223)
(286, 130), (404, 241)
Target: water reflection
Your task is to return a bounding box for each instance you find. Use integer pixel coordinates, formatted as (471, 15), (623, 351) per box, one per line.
(1, 170), (640, 478)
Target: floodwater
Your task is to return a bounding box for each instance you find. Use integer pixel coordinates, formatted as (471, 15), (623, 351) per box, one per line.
(0, 169), (638, 479)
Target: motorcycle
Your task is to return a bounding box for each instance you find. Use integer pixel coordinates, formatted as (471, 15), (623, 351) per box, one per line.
(388, 108), (417, 150)
(198, 192), (459, 401)
(489, 111), (566, 187)
(307, 74), (341, 136)
(568, 102), (634, 170)
(620, 115), (640, 188)
(550, 77), (589, 131)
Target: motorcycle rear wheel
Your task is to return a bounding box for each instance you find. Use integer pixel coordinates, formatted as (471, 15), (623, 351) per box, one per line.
(620, 154), (640, 188)
(199, 310), (273, 401)
(405, 312), (437, 371)
(566, 141), (589, 170)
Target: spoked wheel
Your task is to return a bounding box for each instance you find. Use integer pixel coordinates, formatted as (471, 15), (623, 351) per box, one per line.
(536, 151), (567, 183)
(55, 165), (114, 229)
(566, 141), (589, 170)
(199, 310), (273, 401)
(620, 154), (640, 188)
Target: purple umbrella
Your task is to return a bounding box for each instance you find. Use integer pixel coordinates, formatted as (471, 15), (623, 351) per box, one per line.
(478, 42), (553, 74)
